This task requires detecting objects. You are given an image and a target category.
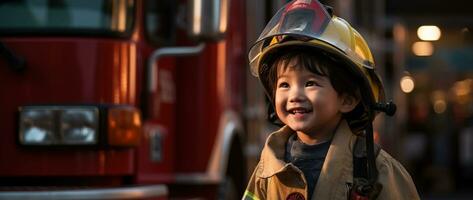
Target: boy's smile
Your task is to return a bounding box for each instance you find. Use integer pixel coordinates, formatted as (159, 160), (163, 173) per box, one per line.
(274, 64), (351, 144)
(287, 107), (313, 120)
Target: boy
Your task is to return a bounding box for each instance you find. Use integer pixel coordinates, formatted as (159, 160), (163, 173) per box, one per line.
(244, 0), (420, 199)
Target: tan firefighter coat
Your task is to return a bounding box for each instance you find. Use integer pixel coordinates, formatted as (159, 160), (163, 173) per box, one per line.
(243, 120), (420, 200)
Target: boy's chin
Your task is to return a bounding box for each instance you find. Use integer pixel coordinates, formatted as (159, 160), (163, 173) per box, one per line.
(287, 125), (312, 134)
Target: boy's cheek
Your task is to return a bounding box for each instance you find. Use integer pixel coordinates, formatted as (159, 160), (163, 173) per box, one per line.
(275, 107), (286, 118)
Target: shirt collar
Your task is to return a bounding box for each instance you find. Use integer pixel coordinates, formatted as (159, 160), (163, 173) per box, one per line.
(256, 120), (355, 179)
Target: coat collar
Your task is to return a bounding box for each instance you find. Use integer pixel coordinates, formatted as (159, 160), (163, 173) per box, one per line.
(256, 125), (293, 178)
(257, 120), (357, 195)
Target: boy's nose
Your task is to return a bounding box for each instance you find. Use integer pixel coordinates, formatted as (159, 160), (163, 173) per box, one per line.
(288, 87), (307, 102)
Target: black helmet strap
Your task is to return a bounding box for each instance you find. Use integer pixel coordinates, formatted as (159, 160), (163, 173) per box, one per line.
(373, 101), (397, 116)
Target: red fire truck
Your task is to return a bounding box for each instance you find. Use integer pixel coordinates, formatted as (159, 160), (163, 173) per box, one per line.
(0, 0), (249, 199)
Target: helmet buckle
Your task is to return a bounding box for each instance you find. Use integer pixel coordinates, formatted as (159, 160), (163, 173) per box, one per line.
(373, 101), (396, 116)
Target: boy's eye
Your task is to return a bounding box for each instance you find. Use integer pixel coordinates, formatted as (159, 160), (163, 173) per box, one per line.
(278, 82), (289, 88)
(306, 81), (319, 87)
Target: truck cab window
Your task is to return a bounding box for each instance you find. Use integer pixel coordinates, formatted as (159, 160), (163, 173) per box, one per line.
(145, 0), (176, 46)
(0, 0), (135, 36)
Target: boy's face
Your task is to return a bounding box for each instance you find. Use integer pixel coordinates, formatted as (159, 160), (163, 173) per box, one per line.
(274, 62), (352, 138)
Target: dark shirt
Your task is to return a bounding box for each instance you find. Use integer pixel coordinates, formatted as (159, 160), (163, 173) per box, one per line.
(285, 134), (331, 199)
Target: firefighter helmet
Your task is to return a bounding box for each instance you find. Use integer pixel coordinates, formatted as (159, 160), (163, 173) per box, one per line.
(249, 0), (389, 122)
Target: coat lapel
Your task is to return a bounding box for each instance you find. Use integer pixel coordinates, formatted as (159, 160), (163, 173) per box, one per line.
(257, 125), (293, 178)
(312, 120), (356, 200)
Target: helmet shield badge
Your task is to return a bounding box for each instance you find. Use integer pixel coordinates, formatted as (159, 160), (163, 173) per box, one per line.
(249, 0), (331, 75)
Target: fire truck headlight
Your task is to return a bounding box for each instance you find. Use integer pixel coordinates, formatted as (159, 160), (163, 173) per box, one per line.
(60, 109), (98, 144)
(19, 106), (99, 145)
(20, 109), (56, 145)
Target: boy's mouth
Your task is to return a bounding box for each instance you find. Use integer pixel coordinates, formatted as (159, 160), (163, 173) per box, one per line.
(287, 107), (312, 114)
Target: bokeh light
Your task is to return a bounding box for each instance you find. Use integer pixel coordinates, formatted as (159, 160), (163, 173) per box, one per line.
(417, 25), (442, 41)
(400, 75), (415, 93)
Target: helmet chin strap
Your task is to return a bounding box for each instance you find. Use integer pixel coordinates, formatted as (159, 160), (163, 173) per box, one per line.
(366, 100), (397, 182)
(353, 100), (397, 199)
(366, 123), (378, 184)
(373, 101), (397, 116)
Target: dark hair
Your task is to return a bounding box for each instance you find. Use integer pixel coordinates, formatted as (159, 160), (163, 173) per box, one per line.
(266, 47), (361, 103)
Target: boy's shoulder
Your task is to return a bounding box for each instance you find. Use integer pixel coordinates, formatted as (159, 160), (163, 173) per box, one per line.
(375, 149), (420, 199)
(376, 148), (406, 169)
(352, 135), (408, 176)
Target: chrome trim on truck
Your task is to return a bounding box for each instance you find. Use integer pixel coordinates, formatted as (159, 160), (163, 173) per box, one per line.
(0, 185), (167, 200)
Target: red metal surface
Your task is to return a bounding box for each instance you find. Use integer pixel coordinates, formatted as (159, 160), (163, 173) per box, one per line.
(175, 43), (221, 172)
(0, 0), (176, 188)
(135, 56), (177, 184)
(174, 0), (247, 173)
(0, 1), (248, 197)
(133, 0), (176, 183)
(0, 38), (138, 176)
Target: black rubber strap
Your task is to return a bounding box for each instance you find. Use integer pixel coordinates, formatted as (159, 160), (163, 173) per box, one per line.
(366, 124), (378, 183)
(353, 131), (381, 181)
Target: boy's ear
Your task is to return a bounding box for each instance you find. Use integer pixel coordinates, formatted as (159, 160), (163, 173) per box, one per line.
(340, 94), (360, 113)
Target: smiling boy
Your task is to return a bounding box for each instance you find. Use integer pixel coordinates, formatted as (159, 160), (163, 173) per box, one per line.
(243, 0), (419, 200)
(273, 51), (358, 145)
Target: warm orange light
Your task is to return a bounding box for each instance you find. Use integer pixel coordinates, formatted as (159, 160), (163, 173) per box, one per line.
(108, 106), (142, 146)
(400, 75), (415, 93)
(433, 100), (447, 114)
(431, 90), (447, 114)
(412, 41), (434, 56)
(452, 79), (472, 104)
